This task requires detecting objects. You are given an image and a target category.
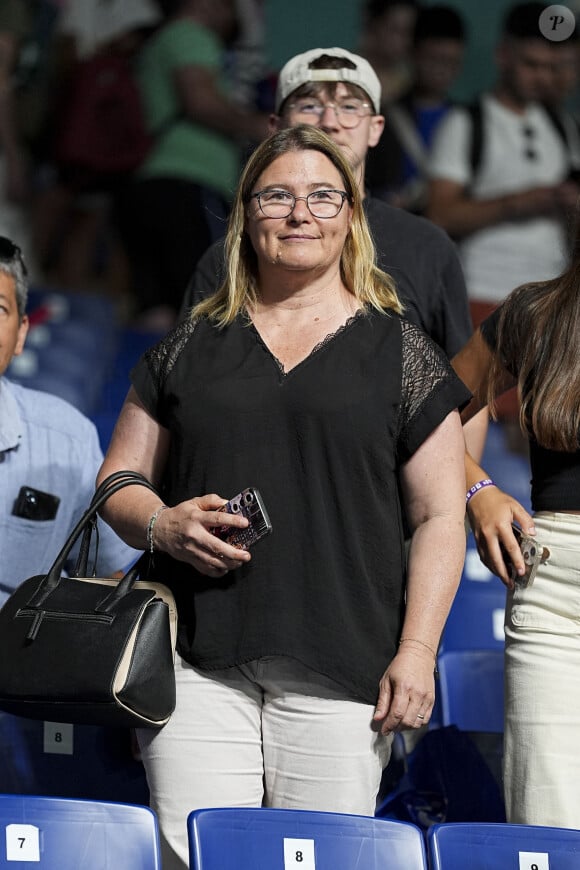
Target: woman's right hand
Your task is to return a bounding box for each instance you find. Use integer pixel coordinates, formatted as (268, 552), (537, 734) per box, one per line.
(467, 486), (535, 589)
(153, 494), (252, 577)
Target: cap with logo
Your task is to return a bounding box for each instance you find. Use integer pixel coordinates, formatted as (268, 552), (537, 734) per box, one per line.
(275, 47), (382, 114)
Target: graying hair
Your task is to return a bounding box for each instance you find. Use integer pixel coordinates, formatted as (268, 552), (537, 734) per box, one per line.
(0, 252), (28, 320)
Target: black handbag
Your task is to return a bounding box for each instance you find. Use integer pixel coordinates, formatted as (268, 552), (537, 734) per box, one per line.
(0, 470), (177, 728)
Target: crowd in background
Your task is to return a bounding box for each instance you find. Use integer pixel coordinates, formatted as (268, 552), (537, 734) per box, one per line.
(0, 0), (272, 328)
(0, 0), (578, 330)
(1, 0), (580, 859)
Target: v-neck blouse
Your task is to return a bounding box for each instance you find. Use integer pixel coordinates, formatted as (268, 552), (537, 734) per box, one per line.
(131, 309), (470, 703)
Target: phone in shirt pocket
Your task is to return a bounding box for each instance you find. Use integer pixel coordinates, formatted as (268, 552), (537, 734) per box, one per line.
(12, 486), (60, 521)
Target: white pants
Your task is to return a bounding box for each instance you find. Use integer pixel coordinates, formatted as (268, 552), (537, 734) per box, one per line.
(137, 655), (392, 869)
(504, 512), (580, 827)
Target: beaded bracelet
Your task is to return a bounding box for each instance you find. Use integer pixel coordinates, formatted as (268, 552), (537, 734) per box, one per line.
(146, 505), (169, 554)
(465, 478), (495, 505)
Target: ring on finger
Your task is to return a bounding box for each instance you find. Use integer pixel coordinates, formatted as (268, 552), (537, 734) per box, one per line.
(416, 713), (425, 720)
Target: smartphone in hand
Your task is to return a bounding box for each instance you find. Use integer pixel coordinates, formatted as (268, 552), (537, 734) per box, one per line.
(213, 487), (272, 549)
(502, 523), (549, 587)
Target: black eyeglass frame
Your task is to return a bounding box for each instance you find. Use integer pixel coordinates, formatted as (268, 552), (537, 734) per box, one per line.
(249, 189), (351, 219)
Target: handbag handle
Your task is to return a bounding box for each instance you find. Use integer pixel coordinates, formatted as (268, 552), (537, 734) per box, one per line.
(26, 470), (159, 608)
(73, 470), (147, 577)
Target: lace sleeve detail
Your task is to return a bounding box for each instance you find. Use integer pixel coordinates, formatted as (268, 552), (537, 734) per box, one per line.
(398, 319), (461, 445)
(143, 317), (199, 395)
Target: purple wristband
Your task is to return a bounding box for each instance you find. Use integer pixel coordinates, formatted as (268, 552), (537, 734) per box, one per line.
(465, 478), (496, 504)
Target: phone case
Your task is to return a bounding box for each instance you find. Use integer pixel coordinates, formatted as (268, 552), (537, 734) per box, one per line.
(508, 524), (550, 588)
(214, 487), (272, 549)
(12, 486), (60, 521)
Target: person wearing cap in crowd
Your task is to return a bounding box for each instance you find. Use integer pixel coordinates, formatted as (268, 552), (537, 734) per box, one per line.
(0, 235), (141, 607)
(180, 45), (485, 455)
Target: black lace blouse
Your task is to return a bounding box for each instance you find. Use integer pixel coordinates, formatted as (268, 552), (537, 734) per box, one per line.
(131, 309), (471, 703)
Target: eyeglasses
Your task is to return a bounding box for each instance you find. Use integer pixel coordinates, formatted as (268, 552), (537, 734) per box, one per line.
(0, 236), (27, 273)
(522, 125), (537, 161)
(286, 98), (373, 128)
(250, 188), (351, 219)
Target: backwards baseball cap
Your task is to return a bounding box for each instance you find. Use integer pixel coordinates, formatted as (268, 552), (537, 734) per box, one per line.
(275, 47), (382, 115)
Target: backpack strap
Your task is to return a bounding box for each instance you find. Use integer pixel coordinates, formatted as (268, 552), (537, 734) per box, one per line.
(543, 103), (568, 149)
(466, 98), (483, 178)
(466, 96), (576, 187)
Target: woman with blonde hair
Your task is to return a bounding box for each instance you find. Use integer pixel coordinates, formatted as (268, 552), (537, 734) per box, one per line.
(98, 124), (469, 869)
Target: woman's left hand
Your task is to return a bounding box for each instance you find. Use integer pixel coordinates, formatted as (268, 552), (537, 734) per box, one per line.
(372, 645), (435, 735)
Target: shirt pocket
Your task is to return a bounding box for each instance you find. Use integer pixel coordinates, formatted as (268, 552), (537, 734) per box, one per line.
(0, 514), (63, 594)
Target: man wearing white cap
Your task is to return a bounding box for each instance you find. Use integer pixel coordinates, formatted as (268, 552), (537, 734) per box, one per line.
(181, 46), (473, 367)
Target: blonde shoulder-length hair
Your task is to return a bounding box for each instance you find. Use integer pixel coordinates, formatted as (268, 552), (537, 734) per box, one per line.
(191, 125), (402, 327)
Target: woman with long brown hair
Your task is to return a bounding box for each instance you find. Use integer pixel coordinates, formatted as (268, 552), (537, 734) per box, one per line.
(452, 213), (580, 829)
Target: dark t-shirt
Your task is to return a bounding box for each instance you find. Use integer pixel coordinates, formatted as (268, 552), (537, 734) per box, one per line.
(179, 196), (472, 359)
(132, 309), (471, 703)
(481, 308), (580, 512)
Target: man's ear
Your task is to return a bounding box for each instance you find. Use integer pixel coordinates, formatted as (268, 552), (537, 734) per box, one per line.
(269, 113), (283, 134)
(14, 314), (29, 356)
(367, 114), (385, 149)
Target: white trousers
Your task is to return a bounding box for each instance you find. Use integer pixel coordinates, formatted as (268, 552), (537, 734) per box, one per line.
(504, 512), (580, 827)
(137, 655), (392, 870)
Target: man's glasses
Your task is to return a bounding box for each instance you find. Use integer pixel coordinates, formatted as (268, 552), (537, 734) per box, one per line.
(250, 189), (350, 219)
(0, 236), (26, 273)
(286, 98), (373, 128)
(522, 125), (537, 161)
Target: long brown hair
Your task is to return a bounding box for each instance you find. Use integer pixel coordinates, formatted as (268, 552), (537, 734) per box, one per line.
(488, 212), (580, 452)
(191, 125), (401, 327)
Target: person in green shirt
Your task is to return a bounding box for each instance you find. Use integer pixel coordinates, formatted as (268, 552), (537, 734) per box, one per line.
(116, 0), (269, 330)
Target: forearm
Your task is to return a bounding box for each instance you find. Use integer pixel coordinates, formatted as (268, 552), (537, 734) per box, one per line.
(183, 90), (268, 141)
(403, 512), (466, 655)
(465, 449), (490, 490)
(463, 407), (489, 464)
(98, 485), (165, 552)
(428, 193), (525, 238)
(96, 467), (252, 576)
(95, 390), (171, 548)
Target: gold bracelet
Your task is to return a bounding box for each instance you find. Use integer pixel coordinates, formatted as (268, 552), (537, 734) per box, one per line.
(399, 637), (437, 661)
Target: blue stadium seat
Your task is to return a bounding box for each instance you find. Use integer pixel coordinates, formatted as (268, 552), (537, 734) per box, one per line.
(436, 649), (504, 733)
(188, 807), (428, 870)
(440, 583), (506, 652)
(428, 821), (580, 870)
(0, 794), (160, 868)
(27, 287), (117, 330)
(0, 713), (149, 805)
